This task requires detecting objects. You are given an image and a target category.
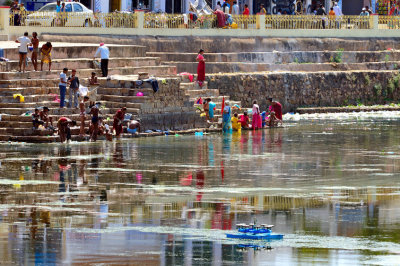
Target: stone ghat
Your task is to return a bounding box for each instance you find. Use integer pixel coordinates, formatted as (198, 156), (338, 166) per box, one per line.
(43, 35), (400, 53)
(162, 61), (400, 74)
(297, 106), (400, 114)
(148, 51), (400, 64)
(206, 70), (400, 113)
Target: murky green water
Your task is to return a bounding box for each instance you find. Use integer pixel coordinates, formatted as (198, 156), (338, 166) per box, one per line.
(1, 113), (400, 265)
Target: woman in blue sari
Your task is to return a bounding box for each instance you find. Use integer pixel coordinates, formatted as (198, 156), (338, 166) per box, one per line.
(222, 101), (232, 133)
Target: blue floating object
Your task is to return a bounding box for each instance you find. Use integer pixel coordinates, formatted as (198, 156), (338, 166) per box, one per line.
(226, 233), (283, 240)
(195, 132), (203, 136)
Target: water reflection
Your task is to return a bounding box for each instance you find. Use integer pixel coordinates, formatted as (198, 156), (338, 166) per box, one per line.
(0, 120), (400, 264)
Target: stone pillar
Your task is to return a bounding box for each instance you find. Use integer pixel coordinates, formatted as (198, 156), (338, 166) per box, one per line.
(0, 6), (10, 33)
(372, 14), (378, 29)
(137, 11), (144, 29)
(259, 14), (266, 31)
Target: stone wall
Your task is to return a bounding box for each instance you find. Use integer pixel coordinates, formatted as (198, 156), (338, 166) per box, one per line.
(102, 78), (206, 131)
(42, 35), (400, 53)
(206, 70), (400, 112)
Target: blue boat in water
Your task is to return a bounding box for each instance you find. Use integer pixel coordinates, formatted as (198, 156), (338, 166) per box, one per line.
(226, 223), (284, 240)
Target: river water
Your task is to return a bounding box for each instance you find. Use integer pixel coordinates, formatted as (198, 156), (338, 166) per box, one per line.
(1, 112), (400, 265)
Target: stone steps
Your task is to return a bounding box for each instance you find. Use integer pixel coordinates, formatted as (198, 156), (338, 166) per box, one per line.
(148, 50), (400, 64)
(97, 87), (154, 96)
(0, 65), (177, 80)
(100, 94), (150, 103)
(2, 57), (161, 72)
(2, 44), (147, 60)
(185, 89), (220, 98)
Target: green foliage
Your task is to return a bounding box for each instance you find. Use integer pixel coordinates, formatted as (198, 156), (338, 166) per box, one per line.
(294, 57), (299, 64)
(385, 54), (390, 63)
(4, 0), (13, 6)
(364, 74), (371, 86)
(394, 64), (398, 69)
(387, 79), (395, 94)
(330, 48), (344, 63)
(374, 83), (382, 96)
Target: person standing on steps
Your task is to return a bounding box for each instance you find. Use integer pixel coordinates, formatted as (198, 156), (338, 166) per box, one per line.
(40, 42), (52, 71)
(15, 32), (31, 73)
(79, 96), (89, 136)
(31, 32), (39, 71)
(59, 68), (68, 108)
(113, 107), (127, 139)
(68, 69), (80, 109)
(94, 43), (110, 77)
(196, 49), (206, 88)
(232, 1), (239, 15)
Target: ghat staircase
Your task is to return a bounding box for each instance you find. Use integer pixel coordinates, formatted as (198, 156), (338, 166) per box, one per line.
(0, 43), (213, 142)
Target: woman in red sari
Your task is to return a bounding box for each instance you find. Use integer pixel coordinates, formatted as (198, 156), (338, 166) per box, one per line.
(196, 49), (206, 87)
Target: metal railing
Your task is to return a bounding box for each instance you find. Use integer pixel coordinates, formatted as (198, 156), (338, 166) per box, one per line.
(8, 11), (400, 31)
(265, 15), (373, 29)
(144, 13), (259, 29)
(10, 11), (138, 28)
(378, 16), (400, 29)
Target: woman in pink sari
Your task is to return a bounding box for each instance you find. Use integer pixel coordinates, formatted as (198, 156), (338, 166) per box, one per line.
(252, 100), (262, 129)
(196, 49), (206, 87)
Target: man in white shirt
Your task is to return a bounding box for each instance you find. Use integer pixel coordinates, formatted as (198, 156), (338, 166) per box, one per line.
(232, 1), (239, 15)
(333, 2), (342, 16)
(15, 32), (31, 73)
(59, 67), (68, 108)
(93, 43), (110, 77)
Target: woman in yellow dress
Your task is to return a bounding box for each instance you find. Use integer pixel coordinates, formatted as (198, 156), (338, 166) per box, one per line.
(231, 113), (241, 132)
(40, 42), (52, 71)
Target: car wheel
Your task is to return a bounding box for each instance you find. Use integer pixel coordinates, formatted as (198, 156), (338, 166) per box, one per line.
(84, 19), (92, 27)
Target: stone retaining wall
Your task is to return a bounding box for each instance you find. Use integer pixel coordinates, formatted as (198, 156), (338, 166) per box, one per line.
(41, 35), (400, 53)
(103, 78), (205, 131)
(206, 70), (400, 112)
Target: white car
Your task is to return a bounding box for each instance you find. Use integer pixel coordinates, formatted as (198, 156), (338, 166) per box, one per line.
(25, 2), (95, 27)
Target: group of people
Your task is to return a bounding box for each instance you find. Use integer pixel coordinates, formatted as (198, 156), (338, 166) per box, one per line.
(203, 97), (283, 132)
(15, 32), (52, 72)
(32, 100), (141, 143)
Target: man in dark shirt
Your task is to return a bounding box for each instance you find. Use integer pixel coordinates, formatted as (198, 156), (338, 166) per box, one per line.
(68, 69), (80, 108)
(316, 4), (327, 29)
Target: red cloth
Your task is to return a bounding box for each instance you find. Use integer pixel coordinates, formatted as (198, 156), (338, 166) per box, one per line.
(252, 113), (262, 129)
(197, 54), (205, 82)
(214, 10), (226, 28)
(59, 117), (68, 123)
(271, 102), (283, 120)
(239, 115), (249, 127)
(243, 8), (250, 16)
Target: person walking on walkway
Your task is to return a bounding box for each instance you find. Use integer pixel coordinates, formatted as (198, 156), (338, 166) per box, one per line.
(94, 43), (110, 77)
(59, 68), (68, 108)
(68, 69), (80, 108)
(196, 49), (206, 87)
(15, 32), (31, 73)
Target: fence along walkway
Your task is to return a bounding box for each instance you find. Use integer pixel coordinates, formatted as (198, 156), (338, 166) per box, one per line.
(4, 9), (400, 38)
(8, 11), (378, 30)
